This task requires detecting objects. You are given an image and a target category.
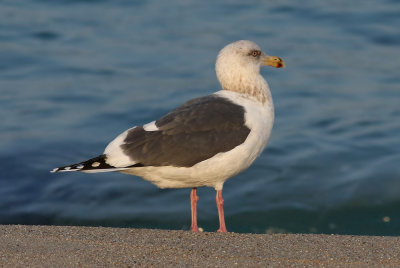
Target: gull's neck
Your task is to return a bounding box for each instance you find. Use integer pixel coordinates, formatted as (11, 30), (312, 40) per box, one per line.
(217, 68), (271, 104)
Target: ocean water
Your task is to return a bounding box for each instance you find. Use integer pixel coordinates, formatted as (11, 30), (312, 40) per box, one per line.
(1, 0), (400, 235)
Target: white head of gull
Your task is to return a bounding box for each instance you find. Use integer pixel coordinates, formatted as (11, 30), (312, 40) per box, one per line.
(216, 40), (284, 103)
(51, 40), (285, 233)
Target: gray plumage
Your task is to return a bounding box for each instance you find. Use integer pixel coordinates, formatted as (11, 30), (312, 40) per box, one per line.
(121, 95), (250, 167)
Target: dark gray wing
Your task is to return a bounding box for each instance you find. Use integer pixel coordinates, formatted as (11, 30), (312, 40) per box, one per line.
(121, 95), (250, 167)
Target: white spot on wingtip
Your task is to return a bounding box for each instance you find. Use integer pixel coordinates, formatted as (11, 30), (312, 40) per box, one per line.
(143, 121), (159, 131)
(77, 164), (84, 169)
(50, 168), (58, 173)
(91, 162), (100, 167)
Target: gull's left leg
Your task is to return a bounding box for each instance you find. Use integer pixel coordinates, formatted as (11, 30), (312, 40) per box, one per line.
(216, 190), (227, 232)
(190, 187), (199, 232)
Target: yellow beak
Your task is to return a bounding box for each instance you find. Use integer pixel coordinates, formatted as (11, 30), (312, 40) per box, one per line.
(262, 55), (285, 68)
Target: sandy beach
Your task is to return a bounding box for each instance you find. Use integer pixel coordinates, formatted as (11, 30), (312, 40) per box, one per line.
(1, 225), (400, 267)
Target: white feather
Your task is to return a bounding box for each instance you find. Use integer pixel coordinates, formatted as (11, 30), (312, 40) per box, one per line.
(143, 121), (159, 131)
(104, 127), (136, 167)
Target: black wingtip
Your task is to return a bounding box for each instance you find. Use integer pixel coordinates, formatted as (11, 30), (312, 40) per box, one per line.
(51, 154), (114, 173)
(51, 155), (146, 173)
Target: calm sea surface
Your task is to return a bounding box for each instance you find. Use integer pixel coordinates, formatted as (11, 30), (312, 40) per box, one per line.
(1, 0), (399, 234)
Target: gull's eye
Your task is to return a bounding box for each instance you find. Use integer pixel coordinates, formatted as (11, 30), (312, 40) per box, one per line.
(250, 50), (260, 57)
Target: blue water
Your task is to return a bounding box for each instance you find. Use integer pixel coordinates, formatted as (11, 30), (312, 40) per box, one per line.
(1, 0), (400, 235)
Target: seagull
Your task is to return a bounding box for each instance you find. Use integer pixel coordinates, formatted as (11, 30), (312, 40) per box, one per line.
(51, 40), (285, 232)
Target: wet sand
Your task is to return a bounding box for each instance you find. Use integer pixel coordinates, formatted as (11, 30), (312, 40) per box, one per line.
(1, 225), (400, 267)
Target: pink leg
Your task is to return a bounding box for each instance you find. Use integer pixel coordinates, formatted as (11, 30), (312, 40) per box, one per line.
(190, 188), (199, 232)
(216, 190), (228, 232)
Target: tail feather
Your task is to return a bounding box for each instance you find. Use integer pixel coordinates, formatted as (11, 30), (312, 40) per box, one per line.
(50, 154), (143, 173)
